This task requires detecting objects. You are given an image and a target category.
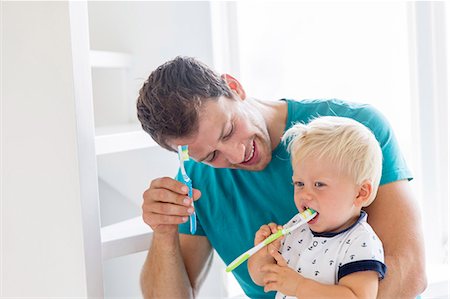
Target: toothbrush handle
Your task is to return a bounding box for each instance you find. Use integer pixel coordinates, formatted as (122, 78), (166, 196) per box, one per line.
(226, 209), (317, 272)
(225, 229), (284, 272)
(184, 178), (196, 234)
(186, 177), (192, 198)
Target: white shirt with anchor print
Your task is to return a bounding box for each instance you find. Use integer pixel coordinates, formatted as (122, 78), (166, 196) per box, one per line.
(275, 211), (386, 299)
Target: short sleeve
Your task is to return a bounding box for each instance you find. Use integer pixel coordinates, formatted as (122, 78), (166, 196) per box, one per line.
(360, 105), (413, 185)
(337, 226), (387, 280)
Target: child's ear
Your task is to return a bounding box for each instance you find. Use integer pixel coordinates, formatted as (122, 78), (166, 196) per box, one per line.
(354, 180), (373, 207)
(221, 74), (246, 100)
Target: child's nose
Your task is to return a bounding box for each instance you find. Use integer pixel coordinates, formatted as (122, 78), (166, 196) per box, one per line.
(300, 188), (314, 201)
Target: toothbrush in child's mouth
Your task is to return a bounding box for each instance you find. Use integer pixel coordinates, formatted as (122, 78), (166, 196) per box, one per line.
(178, 145), (196, 234)
(225, 208), (317, 272)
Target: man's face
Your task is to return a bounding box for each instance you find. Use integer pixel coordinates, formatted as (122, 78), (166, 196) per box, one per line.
(171, 96), (273, 171)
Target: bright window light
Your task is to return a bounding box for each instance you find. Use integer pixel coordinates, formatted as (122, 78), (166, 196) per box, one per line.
(213, 1), (448, 297)
(235, 2), (412, 164)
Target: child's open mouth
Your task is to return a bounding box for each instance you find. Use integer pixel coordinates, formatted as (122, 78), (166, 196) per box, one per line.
(308, 213), (319, 224)
(304, 207), (319, 224)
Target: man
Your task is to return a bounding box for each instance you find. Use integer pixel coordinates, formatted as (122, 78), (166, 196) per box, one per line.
(136, 56), (426, 298)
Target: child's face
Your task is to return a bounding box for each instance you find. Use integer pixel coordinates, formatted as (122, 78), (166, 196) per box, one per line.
(292, 156), (362, 233)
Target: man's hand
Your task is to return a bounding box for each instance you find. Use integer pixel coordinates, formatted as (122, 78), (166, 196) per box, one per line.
(140, 177), (207, 299)
(142, 176), (201, 235)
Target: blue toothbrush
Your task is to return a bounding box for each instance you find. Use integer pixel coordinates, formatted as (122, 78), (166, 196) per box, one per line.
(177, 145), (196, 234)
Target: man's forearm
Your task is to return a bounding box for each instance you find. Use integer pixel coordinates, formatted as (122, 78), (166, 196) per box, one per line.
(141, 233), (193, 298)
(366, 181), (427, 299)
(377, 253), (427, 299)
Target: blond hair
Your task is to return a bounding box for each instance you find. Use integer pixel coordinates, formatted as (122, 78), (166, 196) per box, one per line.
(282, 116), (382, 206)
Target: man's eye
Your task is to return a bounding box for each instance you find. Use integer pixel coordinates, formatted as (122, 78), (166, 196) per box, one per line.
(223, 123), (234, 139)
(206, 151), (217, 163)
(294, 181), (304, 187)
(314, 182), (325, 187)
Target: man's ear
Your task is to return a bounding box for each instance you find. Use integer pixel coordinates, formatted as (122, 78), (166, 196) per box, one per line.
(354, 180), (373, 207)
(221, 74), (246, 100)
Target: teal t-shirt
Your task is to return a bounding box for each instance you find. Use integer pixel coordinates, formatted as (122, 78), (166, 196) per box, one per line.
(177, 99), (412, 298)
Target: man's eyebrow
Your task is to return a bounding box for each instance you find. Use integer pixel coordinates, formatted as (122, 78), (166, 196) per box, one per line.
(197, 121), (228, 162)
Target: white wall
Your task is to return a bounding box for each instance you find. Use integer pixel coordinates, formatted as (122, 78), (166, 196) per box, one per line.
(1, 2), (93, 297)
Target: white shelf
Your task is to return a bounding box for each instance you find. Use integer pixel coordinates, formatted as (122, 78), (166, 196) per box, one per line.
(101, 216), (153, 260)
(90, 50), (132, 68)
(95, 123), (158, 155)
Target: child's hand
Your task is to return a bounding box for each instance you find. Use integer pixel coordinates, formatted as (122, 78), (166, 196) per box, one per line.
(248, 223), (284, 286)
(254, 223), (284, 256)
(261, 249), (304, 296)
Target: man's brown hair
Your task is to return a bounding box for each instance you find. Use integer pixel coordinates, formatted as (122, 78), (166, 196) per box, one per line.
(137, 56), (232, 151)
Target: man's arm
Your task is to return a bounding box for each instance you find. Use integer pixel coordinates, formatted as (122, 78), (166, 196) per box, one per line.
(141, 232), (212, 298)
(139, 176), (211, 298)
(180, 234), (214, 294)
(365, 180), (427, 298)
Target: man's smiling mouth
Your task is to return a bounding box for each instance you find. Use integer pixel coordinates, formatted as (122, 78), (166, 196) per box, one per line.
(244, 141), (255, 162)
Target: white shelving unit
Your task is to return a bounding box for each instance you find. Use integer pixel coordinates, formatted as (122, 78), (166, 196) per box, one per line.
(89, 49), (158, 260)
(95, 123), (157, 155)
(84, 3), (228, 297)
(101, 216), (152, 260)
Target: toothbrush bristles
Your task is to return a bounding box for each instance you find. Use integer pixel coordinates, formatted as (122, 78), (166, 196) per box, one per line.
(300, 208), (316, 219)
(178, 145), (190, 161)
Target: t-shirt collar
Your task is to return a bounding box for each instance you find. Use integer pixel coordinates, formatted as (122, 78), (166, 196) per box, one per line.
(310, 211), (367, 238)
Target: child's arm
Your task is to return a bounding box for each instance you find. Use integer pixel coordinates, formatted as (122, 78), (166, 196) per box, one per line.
(248, 223), (283, 286)
(262, 250), (379, 298)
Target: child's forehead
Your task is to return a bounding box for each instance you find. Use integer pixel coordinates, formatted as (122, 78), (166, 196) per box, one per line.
(293, 154), (333, 167)
(293, 156), (346, 175)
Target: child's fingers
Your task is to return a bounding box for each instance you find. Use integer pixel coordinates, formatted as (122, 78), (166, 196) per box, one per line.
(255, 225), (272, 243)
(264, 282), (278, 293)
(267, 241), (281, 254)
(270, 237), (283, 251)
(255, 222), (284, 245)
(260, 263), (279, 273)
(267, 222), (281, 234)
(262, 272), (279, 285)
(270, 249), (288, 267)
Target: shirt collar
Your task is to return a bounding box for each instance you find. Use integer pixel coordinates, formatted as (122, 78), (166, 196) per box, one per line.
(310, 210), (367, 238)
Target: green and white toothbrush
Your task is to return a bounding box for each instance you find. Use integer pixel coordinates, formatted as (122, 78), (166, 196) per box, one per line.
(225, 208), (317, 272)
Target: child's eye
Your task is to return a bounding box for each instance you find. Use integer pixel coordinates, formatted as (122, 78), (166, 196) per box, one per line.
(314, 182), (326, 187)
(294, 181), (304, 187)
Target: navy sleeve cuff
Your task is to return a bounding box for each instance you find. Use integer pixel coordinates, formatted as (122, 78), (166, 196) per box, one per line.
(338, 260), (387, 281)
